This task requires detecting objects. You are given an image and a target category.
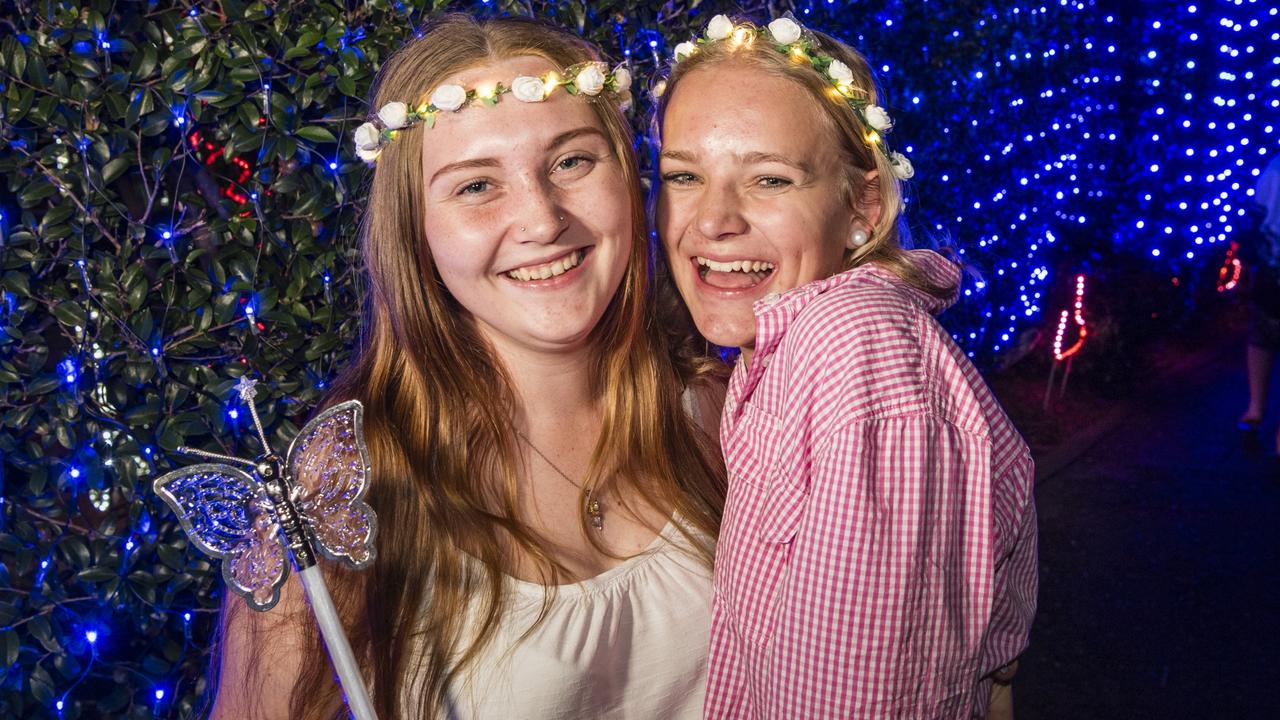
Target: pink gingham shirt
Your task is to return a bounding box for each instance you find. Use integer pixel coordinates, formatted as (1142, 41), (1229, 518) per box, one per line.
(705, 250), (1038, 719)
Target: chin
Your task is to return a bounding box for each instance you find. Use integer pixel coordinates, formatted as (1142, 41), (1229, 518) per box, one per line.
(693, 316), (755, 352)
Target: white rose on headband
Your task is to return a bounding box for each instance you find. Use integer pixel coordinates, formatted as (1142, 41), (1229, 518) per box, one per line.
(512, 76), (547, 102)
(353, 122), (381, 151)
(377, 102), (409, 130)
(651, 79), (668, 99)
(673, 42), (697, 62)
(706, 14), (734, 40)
(828, 59), (854, 85)
(356, 145), (381, 164)
(864, 105), (893, 132)
(430, 84), (467, 111)
(768, 18), (802, 44)
(575, 64), (607, 96)
(612, 66), (633, 91)
(889, 151), (915, 180)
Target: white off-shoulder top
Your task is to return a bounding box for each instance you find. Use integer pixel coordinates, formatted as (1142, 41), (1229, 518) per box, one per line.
(421, 519), (712, 719)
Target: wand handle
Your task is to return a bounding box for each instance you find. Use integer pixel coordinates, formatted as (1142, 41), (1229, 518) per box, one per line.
(297, 566), (378, 720)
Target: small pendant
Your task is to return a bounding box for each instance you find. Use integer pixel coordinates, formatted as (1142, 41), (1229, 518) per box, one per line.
(587, 497), (604, 531)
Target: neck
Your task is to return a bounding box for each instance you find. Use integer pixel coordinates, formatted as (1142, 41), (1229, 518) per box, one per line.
(488, 336), (599, 430)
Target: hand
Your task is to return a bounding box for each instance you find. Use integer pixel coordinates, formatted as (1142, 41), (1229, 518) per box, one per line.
(986, 682), (1013, 720)
(986, 660), (1018, 720)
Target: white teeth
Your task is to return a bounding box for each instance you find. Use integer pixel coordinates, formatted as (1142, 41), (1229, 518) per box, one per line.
(506, 250), (583, 281)
(696, 256), (775, 273)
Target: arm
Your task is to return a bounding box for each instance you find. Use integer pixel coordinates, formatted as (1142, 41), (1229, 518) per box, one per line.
(209, 574), (310, 719)
(803, 415), (996, 715)
(981, 454), (1039, 718)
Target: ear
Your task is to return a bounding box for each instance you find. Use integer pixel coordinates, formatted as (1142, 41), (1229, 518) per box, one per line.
(851, 168), (883, 231)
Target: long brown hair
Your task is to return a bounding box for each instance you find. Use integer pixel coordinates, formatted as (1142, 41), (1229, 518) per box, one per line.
(226, 14), (724, 719)
(653, 18), (954, 299)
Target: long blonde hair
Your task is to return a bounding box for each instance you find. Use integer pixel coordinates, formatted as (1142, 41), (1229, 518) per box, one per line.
(654, 19), (953, 298)
(225, 14), (724, 719)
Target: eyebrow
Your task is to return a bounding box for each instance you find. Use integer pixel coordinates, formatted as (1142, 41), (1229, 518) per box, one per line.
(741, 152), (813, 176)
(429, 127), (608, 186)
(430, 157), (501, 186)
(660, 149), (813, 176)
(546, 126), (608, 150)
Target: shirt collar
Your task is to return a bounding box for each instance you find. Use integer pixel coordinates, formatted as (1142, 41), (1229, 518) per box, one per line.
(730, 250), (961, 410)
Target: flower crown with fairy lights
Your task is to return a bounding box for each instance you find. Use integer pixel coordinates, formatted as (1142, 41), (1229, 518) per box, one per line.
(352, 61), (633, 163)
(664, 15), (915, 181)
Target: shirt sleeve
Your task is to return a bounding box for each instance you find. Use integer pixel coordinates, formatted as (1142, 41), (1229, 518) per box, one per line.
(795, 413), (999, 717)
(980, 453), (1039, 671)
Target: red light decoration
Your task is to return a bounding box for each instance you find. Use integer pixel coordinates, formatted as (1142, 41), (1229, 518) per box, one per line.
(1052, 274), (1088, 361)
(188, 130), (253, 205)
(1217, 241), (1241, 293)
(1044, 273), (1088, 410)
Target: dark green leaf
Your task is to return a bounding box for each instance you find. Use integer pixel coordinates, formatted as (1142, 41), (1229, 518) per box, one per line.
(28, 617), (60, 653)
(295, 125), (337, 144)
(74, 566), (118, 583)
(102, 156), (129, 184)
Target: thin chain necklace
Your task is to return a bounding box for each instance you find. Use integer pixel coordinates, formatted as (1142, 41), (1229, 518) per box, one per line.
(515, 430), (604, 531)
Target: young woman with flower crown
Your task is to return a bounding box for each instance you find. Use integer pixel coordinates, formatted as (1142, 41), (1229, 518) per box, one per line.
(209, 15), (725, 720)
(655, 15), (1038, 720)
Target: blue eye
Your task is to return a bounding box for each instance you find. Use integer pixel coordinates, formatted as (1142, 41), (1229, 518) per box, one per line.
(556, 154), (594, 173)
(758, 176), (792, 188)
(459, 180), (489, 195)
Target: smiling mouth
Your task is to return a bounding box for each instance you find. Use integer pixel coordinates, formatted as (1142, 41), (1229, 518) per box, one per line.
(695, 256), (776, 290)
(505, 249), (586, 282)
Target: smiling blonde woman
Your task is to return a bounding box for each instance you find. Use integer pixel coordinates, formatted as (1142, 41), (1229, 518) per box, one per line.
(655, 15), (1037, 720)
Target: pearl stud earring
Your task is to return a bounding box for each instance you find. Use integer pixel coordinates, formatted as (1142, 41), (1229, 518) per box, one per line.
(848, 228), (869, 248)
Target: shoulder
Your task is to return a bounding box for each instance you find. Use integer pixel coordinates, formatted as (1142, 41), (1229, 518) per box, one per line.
(785, 271), (928, 367)
(681, 376), (726, 440)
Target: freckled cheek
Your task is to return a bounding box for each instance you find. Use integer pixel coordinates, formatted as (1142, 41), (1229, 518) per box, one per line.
(424, 220), (500, 280)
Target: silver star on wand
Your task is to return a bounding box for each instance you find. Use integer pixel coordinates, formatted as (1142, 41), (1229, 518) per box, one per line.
(234, 375), (259, 402)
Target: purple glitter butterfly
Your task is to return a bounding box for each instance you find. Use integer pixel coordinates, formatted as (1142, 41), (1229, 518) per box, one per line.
(155, 397), (377, 611)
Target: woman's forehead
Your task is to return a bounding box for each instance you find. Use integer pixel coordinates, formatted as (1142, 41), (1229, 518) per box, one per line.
(665, 63), (831, 152)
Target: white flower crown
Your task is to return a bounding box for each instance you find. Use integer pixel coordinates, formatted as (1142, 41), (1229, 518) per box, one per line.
(352, 62), (634, 164)
(666, 15), (915, 181)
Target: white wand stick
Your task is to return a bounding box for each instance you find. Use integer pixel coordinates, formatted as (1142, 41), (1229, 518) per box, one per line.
(297, 566), (376, 720)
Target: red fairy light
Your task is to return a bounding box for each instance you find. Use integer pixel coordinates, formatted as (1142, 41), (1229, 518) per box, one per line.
(187, 129), (254, 206)
(1217, 242), (1241, 293)
(1052, 274), (1088, 361)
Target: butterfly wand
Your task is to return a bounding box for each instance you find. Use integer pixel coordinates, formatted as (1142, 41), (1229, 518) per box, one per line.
(154, 377), (378, 720)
